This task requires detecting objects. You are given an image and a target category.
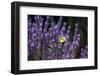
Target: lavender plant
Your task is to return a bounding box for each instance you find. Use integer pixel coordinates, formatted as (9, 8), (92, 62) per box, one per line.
(28, 15), (88, 60)
(80, 46), (88, 58)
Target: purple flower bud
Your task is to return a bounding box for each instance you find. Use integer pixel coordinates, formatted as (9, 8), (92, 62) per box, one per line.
(32, 33), (37, 38)
(53, 31), (56, 35)
(61, 26), (66, 32)
(80, 47), (88, 58)
(63, 22), (67, 26)
(45, 32), (49, 37)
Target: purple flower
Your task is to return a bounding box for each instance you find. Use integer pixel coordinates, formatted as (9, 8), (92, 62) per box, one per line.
(28, 16), (87, 60)
(80, 46), (88, 58)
